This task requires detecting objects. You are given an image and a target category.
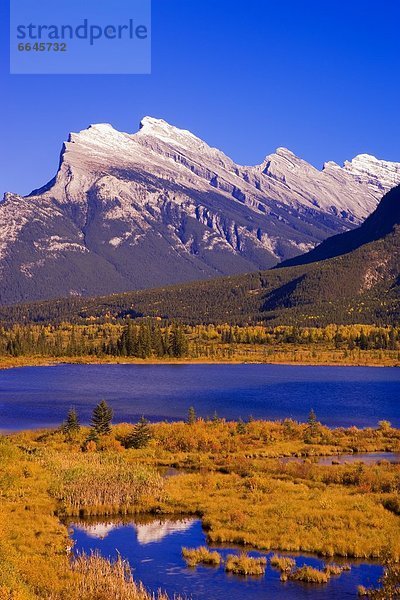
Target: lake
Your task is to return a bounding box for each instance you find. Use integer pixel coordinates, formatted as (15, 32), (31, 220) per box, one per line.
(0, 363), (399, 431)
(70, 515), (382, 600)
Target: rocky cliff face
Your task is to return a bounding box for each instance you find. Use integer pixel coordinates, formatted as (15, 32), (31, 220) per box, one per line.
(1, 116), (399, 304)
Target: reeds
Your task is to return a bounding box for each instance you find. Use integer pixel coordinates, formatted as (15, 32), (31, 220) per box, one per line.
(324, 563), (347, 576)
(181, 546), (222, 567)
(70, 552), (171, 599)
(269, 554), (296, 572)
(286, 565), (330, 584)
(47, 452), (164, 515)
(225, 553), (267, 576)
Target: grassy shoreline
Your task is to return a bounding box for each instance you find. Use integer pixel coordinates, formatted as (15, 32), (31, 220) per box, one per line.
(0, 351), (399, 371)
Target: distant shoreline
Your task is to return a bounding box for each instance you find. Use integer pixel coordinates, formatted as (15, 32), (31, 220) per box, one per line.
(0, 355), (398, 370)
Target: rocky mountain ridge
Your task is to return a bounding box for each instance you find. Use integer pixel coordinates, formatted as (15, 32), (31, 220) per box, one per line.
(1, 116), (400, 304)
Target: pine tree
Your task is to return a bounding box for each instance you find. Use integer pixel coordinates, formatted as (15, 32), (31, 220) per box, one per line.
(187, 406), (196, 425)
(152, 322), (164, 357)
(119, 320), (137, 356)
(236, 418), (246, 434)
(305, 408), (319, 441)
(137, 322), (152, 358)
(170, 324), (189, 357)
(308, 409), (317, 426)
(90, 400), (113, 436)
(62, 407), (80, 435)
(125, 416), (152, 449)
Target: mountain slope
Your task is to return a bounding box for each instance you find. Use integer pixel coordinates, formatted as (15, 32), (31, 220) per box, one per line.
(279, 184), (400, 267)
(2, 185), (399, 326)
(1, 116), (400, 305)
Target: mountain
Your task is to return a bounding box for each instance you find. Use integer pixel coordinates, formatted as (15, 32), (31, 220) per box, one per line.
(279, 184), (400, 267)
(1, 116), (400, 305)
(2, 185), (399, 326)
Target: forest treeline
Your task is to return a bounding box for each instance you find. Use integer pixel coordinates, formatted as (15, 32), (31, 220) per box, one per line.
(0, 239), (398, 328)
(2, 320), (400, 359)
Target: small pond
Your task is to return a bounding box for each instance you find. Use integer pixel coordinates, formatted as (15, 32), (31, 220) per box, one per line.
(70, 515), (383, 599)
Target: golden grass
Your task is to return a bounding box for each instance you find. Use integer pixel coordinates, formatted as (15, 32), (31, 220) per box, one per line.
(45, 450), (165, 516)
(67, 552), (171, 600)
(324, 564), (347, 576)
(0, 437), (171, 600)
(181, 546), (222, 567)
(270, 554), (296, 572)
(163, 470), (400, 559)
(225, 553), (267, 576)
(1, 419), (400, 598)
(286, 565), (330, 584)
(1, 343), (400, 370)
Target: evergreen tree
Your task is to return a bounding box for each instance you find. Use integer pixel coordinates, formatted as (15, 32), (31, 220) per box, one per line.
(137, 322), (152, 358)
(170, 323), (189, 357)
(125, 416), (152, 449)
(62, 407), (80, 435)
(187, 406), (196, 425)
(308, 409), (317, 426)
(236, 418), (246, 434)
(305, 408), (319, 441)
(90, 400), (113, 436)
(118, 320), (137, 356)
(151, 322), (164, 357)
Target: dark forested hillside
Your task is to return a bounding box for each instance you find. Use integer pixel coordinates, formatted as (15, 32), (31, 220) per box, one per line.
(1, 186), (399, 327)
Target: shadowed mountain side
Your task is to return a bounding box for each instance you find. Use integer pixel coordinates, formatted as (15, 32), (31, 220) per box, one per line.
(279, 185), (400, 268)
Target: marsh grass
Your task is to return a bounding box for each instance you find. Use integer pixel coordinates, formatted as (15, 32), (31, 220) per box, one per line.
(324, 564), (347, 576)
(1, 420), (400, 598)
(181, 546), (222, 567)
(269, 554), (296, 572)
(225, 553), (267, 576)
(68, 552), (171, 600)
(45, 451), (164, 516)
(286, 565), (330, 584)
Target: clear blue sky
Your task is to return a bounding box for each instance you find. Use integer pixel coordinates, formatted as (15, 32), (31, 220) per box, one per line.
(1, 0), (400, 196)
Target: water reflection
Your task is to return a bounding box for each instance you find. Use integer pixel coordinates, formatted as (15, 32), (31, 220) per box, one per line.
(74, 516), (196, 544)
(279, 452), (400, 466)
(70, 515), (383, 600)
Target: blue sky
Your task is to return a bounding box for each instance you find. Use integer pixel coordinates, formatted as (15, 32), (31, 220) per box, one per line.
(1, 0), (400, 196)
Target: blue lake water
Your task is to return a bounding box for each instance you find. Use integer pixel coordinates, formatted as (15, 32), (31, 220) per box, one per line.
(70, 516), (383, 600)
(0, 363), (399, 430)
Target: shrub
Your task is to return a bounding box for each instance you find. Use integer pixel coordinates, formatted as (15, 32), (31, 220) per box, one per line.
(382, 496), (400, 515)
(83, 440), (97, 453)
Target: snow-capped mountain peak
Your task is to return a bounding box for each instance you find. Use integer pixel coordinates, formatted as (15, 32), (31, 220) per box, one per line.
(1, 116), (400, 304)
